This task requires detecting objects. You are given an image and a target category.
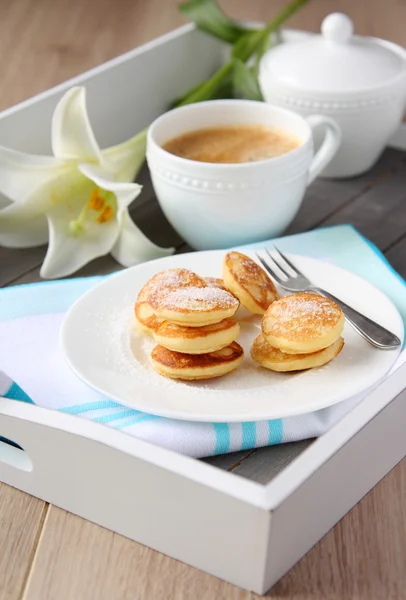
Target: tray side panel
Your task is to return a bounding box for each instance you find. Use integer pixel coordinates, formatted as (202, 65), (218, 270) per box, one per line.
(261, 384), (406, 594)
(0, 413), (269, 592)
(0, 26), (226, 153)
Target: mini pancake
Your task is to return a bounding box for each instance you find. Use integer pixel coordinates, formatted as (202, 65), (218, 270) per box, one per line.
(222, 251), (278, 315)
(150, 286), (239, 327)
(150, 341), (244, 380)
(134, 268), (206, 334)
(262, 293), (345, 354)
(134, 302), (161, 335)
(251, 334), (344, 372)
(204, 277), (228, 291)
(153, 318), (240, 354)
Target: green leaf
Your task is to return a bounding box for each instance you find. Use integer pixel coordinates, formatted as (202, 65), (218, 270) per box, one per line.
(179, 0), (252, 44)
(232, 60), (263, 101)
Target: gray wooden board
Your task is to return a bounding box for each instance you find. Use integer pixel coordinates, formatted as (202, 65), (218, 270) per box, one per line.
(385, 236), (406, 279)
(321, 167), (406, 249)
(202, 450), (255, 471)
(286, 147), (406, 235)
(231, 440), (314, 484)
(0, 245), (46, 287)
(1, 148), (405, 484)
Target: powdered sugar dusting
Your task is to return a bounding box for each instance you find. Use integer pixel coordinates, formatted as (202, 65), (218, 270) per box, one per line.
(159, 286), (239, 312)
(267, 293), (342, 339)
(138, 268), (206, 303)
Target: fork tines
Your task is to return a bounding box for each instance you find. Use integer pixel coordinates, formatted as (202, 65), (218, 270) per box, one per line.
(256, 246), (303, 286)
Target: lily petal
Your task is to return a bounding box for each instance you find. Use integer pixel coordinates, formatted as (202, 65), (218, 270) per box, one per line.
(14, 164), (87, 215)
(0, 202), (48, 247)
(52, 87), (103, 163)
(78, 163), (142, 211)
(0, 144), (66, 203)
(40, 193), (120, 279)
(111, 209), (174, 267)
(102, 128), (147, 182)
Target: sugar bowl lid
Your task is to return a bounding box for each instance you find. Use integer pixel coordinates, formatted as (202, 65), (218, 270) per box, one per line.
(260, 13), (406, 94)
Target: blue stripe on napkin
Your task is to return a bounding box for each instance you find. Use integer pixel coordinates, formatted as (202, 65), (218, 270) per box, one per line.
(241, 422), (257, 450)
(213, 423), (230, 455)
(268, 420), (283, 445)
(3, 381), (34, 404)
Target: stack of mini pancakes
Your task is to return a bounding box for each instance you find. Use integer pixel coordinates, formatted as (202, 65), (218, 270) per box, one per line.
(251, 293), (345, 371)
(134, 252), (279, 380)
(134, 251), (345, 381)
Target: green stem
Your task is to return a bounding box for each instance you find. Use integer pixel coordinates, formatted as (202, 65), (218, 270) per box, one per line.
(265, 0), (310, 34)
(177, 61), (234, 106)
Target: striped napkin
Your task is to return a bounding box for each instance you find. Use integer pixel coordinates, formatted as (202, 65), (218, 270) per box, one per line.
(1, 225), (405, 458)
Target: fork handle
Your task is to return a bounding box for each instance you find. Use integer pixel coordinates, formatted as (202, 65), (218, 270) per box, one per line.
(310, 287), (402, 350)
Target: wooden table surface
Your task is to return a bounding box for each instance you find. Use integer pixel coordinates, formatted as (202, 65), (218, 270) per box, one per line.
(1, 1), (406, 598)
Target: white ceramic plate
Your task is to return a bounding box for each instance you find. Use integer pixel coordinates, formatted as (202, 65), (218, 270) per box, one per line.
(61, 251), (403, 423)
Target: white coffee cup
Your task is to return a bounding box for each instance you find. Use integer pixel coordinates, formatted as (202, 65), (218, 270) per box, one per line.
(146, 100), (341, 250)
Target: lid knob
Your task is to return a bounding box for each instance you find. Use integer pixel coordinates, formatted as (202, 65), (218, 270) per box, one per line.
(321, 13), (353, 44)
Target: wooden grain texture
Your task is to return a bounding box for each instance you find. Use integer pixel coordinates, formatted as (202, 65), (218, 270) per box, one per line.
(0, 0), (405, 599)
(22, 459), (406, 600)
(232, 440), (314, 484)
(24, 506), (252, 600)
(0, 484), (46, 600)
(287, 148), (406, 235)
(386, 236), (406, 279)
(322, 167), (406, 250)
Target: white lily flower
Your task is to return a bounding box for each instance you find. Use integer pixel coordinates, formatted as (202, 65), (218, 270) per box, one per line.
(0, 87), (174, 279)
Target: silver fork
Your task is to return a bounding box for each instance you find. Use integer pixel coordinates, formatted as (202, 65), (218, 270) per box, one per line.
(256, 246), (401, 350)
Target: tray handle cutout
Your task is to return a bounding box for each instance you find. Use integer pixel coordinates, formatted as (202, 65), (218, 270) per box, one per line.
(0, 435), (33, 472)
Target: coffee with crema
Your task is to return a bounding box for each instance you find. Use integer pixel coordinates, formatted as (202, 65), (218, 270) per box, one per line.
(162, 124), (299, 164)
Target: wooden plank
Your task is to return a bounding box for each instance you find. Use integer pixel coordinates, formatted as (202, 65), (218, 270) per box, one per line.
(319, 167), (406, 251)
(202, 450), (255, 471)
(231, 441), (314, 485)
(221, 0), (406, 46)
(385, 237), (406, 280)
(0, 246), (46, 288)
(287, 148), (406, 234)
(23, 505), (252, 600)
(0, 483), (46, 600)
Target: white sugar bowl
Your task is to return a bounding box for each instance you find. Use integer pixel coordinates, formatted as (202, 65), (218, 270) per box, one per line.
(259, 13), (406, 178)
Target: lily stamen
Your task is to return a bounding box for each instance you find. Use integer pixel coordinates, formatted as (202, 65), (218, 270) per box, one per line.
(97, 205), (113, 223)
(88, 188), (105, 211)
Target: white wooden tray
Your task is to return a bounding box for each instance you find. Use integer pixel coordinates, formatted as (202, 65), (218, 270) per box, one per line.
(1, 23), (406, 595)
